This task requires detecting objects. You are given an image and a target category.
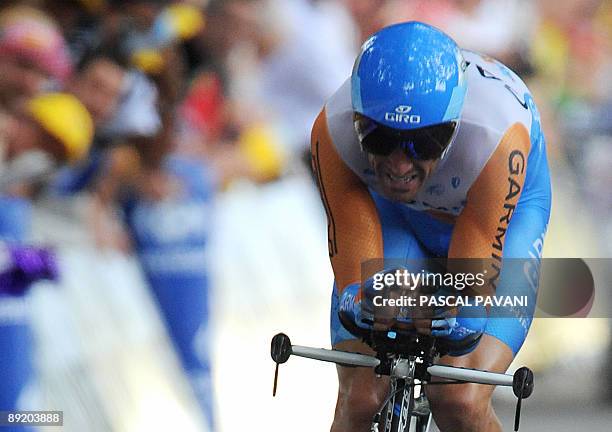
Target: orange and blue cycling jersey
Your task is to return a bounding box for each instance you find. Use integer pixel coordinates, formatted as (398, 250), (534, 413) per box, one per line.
(311, 51), (551, 354)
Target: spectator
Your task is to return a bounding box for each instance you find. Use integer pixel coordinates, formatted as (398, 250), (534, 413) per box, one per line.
(203, 0), (354, 160)
(1, 91), (93, 428)
(68, 48), (130, 128)
(1, 93), (93, 190)
(121, 145), (217, 430)
(0, 5), (72, 109)
(384, 0), (535, 69)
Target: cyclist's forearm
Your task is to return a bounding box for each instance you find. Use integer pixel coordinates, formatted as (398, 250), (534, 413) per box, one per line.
(311, 109), (384, 291)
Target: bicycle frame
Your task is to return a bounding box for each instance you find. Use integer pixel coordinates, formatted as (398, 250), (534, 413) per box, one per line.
(271, 333), (533, 432)
(374, 356), (421, 432)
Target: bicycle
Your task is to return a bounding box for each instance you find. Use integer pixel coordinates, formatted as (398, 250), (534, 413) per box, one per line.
(271, 317), (534, 432)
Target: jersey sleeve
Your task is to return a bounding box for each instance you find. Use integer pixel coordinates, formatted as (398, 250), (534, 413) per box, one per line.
(449, 122), (531, 262)
(310, 109), (383, 292)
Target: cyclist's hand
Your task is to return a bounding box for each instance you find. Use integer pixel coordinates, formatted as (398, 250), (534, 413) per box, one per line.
(338, 283), (367, 329)
(338, 267), (414, 331)
(392, 277), (437, 334)
(431, 309), (458, 337)
(363, 267), (418, 330)
(433, 304), (487, 356)
(431, 304), (486, 336)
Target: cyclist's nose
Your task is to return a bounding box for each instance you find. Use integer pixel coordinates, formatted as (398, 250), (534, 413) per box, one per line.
(386, 148), (416, 176)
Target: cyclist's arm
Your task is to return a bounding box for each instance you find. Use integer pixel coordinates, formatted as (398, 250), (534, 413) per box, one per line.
(449, 123), (531, 263)
(310, 109), (383, 293)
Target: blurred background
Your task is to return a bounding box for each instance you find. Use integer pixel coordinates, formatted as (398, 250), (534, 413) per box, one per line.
(0, 0), (611, 431)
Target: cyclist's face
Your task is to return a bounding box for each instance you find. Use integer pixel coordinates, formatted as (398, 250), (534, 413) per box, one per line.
(368, 148), (439, 202)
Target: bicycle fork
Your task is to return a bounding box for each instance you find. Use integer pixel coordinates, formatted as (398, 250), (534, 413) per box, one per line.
(372, 357), (427, 432)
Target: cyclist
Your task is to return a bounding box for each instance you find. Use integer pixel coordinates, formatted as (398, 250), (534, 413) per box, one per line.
(310, 22), (550, 432)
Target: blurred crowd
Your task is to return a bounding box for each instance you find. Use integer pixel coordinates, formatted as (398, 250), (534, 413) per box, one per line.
(0, 0), (611, 431)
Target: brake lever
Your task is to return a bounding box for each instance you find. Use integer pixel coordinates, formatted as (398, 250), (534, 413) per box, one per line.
(512, 367), (534, 431)
(271, 333), (292, 396)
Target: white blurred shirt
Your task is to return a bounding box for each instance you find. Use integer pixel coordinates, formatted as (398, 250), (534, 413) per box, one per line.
(239, 0), (357, 154)
(100, 70), (161, 139)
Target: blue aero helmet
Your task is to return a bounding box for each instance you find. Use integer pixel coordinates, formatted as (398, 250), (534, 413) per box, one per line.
(351, 22), (468, 160)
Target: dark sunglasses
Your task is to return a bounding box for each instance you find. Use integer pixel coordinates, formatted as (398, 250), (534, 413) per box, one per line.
(354, 114), (458, 160)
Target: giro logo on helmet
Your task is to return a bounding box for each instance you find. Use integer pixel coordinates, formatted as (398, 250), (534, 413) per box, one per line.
(384, 105), (422, 125)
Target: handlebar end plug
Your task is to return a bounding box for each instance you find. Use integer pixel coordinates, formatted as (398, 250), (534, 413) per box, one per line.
(271, 333), (292, 364)
(512, 367), (534, 399)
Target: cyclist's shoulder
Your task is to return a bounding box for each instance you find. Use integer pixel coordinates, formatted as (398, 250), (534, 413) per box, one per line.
(462, 49), (531, 95)
(314, 79), (372, 180)
(461, 50), (535, 138)
(322, 78), (354, 140)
